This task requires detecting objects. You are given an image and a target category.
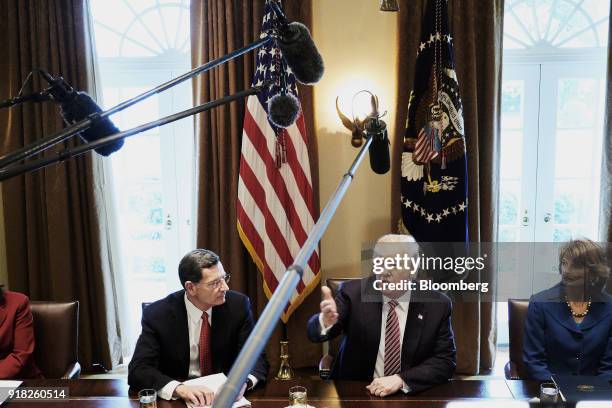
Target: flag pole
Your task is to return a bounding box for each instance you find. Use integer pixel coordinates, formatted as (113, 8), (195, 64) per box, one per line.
(213, 135), (374, 408)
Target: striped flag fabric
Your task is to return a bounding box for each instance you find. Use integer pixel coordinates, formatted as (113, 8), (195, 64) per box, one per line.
(414, 127), (439, 164)
(237, 0), (320, 322)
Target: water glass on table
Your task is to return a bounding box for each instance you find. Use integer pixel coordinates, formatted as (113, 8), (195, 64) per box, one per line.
(539, 382), (559, 403)
(138, 389), (157, 408)
(288, 385), (308, 407)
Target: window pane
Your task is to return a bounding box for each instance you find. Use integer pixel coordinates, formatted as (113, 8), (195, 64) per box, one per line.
(500, 130), (524, 179)
(557, 78), (597, 128)
(499, 181), (521, 226)
(554, 130), (597, 179)
(501, 80), (524, 129)
(93, 0), (190, 57)
(504, 0), (609, 49)
(92, 0), (194, 356)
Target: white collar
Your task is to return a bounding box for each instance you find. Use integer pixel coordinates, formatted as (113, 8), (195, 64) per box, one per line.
(184, 292), (212, 321)
(383, 295), (409, 312)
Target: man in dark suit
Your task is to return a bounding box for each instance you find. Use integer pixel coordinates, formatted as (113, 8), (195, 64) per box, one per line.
(128, 249), (268, 406)
(307, 235), (456, 396)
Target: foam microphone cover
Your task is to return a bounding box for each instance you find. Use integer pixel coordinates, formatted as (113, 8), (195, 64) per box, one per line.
(367, 123), (390, 175)
(277, 22), (324, 85)
(60, 92), (123, 156)
(268, 92), (301, 128)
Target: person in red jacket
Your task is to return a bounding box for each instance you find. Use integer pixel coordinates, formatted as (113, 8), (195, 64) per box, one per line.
(0, 286), (43, 379)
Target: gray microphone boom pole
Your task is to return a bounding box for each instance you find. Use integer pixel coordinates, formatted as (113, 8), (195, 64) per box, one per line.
(212, 135), (374, 408)
(0, 37), (272, 170)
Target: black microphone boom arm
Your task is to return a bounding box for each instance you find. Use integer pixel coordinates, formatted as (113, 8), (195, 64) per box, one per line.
(212, 134), (375, 408)
(0, 36), (273, 171)
(0, 85), (266, 181)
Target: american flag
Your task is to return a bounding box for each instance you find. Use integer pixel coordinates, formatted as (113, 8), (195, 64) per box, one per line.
(237, 0), (320, 322)
(413, 126), (439, 164)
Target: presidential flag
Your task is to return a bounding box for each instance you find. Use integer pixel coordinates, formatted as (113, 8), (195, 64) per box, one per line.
(237, 0), (320, 322)
(400, 0), (468, 242)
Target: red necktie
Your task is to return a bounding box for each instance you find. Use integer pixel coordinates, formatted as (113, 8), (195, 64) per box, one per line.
(199, 311), (212, 376)
(384, 300), (401, 376)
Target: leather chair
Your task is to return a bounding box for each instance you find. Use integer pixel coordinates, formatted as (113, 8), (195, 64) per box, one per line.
(30, 301), (81, 379)
(319, 278), (358, 379)
(505, 299), (530, 379)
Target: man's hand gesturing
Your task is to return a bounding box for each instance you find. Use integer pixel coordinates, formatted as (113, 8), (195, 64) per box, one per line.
(320, 285), (338, 327)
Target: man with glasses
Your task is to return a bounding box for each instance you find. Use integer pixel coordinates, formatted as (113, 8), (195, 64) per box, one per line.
(128, 249), (269, 407)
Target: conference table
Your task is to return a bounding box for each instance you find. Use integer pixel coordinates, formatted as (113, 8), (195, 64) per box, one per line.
(9, 377), (547, 407)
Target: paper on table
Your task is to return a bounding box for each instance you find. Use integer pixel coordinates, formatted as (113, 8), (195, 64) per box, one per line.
(183, 373), (250, 408)
(0, 380), (23, 405)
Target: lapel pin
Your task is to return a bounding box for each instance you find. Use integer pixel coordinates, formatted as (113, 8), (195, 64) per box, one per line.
(418, 314), (423, 320)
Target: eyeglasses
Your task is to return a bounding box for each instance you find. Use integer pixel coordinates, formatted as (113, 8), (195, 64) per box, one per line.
(200, 274), (231, 290)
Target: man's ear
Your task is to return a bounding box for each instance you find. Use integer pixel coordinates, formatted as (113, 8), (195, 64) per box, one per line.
(184, 281), (194, 295)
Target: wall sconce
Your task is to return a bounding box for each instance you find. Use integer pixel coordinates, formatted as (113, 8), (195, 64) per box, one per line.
(336, 90), (391, 174)
(380, 0), (400, 12)
(336, 90), (385, 147)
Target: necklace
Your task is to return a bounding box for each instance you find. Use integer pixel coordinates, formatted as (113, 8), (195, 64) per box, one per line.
(565, 297), (591, 318)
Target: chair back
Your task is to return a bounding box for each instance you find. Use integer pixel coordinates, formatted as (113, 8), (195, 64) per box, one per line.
(506, 299), (530, 379)
(30, 301), (79, 379)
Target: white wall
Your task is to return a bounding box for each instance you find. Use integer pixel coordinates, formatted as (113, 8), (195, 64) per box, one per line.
(313, 0), (398, 280)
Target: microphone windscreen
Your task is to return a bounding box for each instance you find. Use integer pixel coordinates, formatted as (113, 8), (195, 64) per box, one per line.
(277, 22), (324, 85)
(268, 92), (301, 128)
(368, 129), (391, 175)
(60, 92), (123, 156)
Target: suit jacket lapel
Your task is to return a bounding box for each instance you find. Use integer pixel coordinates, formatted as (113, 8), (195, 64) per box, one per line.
(402, 301), (426, 368)
(363, 300), (382, 375)
(211, 302), (228, 371)
(171, 294), (190, 377)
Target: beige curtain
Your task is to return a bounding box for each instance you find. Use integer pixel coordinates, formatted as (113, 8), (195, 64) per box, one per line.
(600, 6), (612, 243)
(391, 0), (503, 374)
(190, 0), (321, 370)
(0, 0), (122, 370)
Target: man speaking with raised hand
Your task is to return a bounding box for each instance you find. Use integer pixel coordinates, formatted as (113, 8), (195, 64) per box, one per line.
(307, 234), (456, 396)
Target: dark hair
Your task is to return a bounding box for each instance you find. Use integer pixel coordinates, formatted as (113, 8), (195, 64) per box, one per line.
(559, 239), (610, 294)
(178, 249), (220, 288)
(0, 285), (4, 305)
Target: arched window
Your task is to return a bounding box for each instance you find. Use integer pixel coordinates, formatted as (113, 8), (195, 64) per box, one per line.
(91, 0), (195, 355)
(92, 0), (190, 57)
(504, 0), (608, 50)
(496, 0), (609, 348)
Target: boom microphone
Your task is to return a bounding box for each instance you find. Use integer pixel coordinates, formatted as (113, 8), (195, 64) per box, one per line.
(268, 92), (301, 128)
(277, 22), (324, 85)
(366, 118), (390, 174)
(0, 90), (51, 109)
(268, 2), (324, 85)
(40, 71), (123, 156)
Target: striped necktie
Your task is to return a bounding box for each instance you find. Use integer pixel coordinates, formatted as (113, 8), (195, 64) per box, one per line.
(199, 311), (212, 376)
(384, 300), (401, 376)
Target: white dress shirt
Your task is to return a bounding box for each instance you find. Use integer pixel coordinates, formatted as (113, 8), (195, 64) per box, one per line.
(158, 294), (258, 400)
(319, 295), (411, 392)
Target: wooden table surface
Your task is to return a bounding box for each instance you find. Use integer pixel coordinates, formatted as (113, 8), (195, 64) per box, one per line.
(11, 377), (544, 407)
